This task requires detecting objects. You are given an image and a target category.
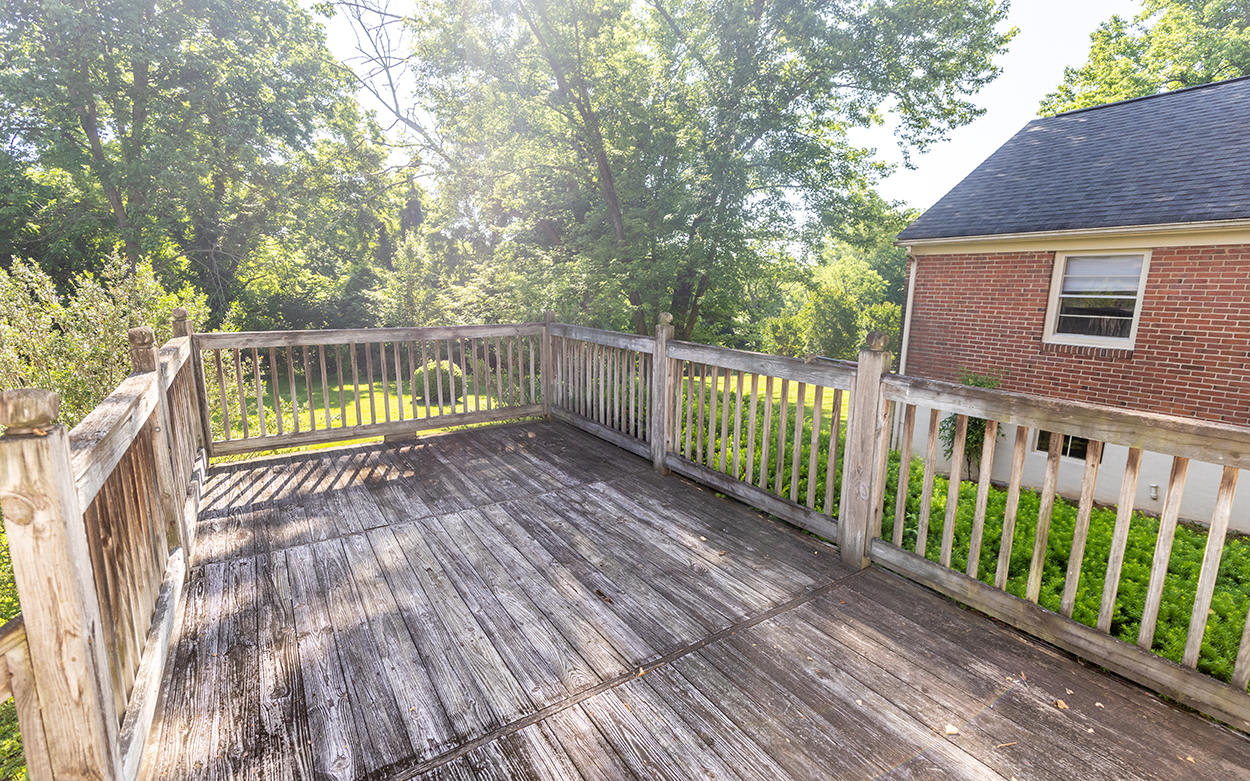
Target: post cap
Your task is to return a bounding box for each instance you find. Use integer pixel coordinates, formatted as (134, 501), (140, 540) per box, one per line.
(172, 307), (188, 321)
(658, 312), (673, 326)
(127, 326), (155, 347)
(0, 389), (60, 434)
(865, 331), (889, 352)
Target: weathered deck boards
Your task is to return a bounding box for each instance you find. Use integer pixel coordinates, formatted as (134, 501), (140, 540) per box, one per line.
(145, 422), (1250, 780)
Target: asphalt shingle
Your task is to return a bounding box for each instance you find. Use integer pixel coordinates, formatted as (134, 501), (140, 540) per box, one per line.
(896, 76), (1250, 242)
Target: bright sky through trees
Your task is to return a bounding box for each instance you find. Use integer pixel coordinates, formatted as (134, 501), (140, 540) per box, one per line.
(850, 0), (1140, 210)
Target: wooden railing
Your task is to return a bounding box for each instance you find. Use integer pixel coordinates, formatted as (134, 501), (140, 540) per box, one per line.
(3, 312), (1250, 780)
(194, 323), (547, 456)
(0, 311), (204, 781)
(863, 374), (1250, 731)
(547, 322), (656, 458)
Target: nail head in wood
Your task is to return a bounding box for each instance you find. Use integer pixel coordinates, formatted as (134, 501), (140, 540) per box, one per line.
(0, 389), (60, 435)
(865, 331), (889, 352)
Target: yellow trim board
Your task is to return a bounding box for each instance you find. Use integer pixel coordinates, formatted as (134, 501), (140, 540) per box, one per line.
(901, 220), (1250, 255)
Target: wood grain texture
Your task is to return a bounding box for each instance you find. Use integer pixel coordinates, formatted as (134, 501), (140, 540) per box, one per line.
(138, 420), (1250, 781)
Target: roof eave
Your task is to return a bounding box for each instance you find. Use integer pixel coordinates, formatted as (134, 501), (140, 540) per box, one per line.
(895, 217), (1250, 250)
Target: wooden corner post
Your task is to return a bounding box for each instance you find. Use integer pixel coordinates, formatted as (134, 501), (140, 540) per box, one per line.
(841, 331), (893, 569)
(542, 310), (555, 420)
(130, 327), (182, 553)
(650, 313), (674, 474)
(0, 389), (121, 781)
(172, 308), (206, 453)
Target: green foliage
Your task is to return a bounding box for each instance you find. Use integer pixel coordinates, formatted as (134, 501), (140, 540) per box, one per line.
(0, 255), (208, 428)
(404, 0), (1014, 338)
(806, 285), (862, 360)
(938, 368), (1003, 475)
(880, 457), (1250, 681)
(414, 360), (464, 403)
(0, 0), (394, 321)
(1040, 0), (1250, 115)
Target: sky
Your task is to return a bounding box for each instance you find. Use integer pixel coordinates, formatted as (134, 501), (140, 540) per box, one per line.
(849, 0), (1142, 211)
(317, 0), (1144, 214)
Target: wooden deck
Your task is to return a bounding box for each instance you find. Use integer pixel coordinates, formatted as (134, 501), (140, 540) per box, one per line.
(143, 422), (1250, 781)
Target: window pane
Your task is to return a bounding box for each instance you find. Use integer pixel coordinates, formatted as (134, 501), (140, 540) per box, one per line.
(1054, 255), (1144, 339)
(1056, 314), (1133, 338)
(1058, 296), (1137, 316)
(1066, 436), (1088, 460)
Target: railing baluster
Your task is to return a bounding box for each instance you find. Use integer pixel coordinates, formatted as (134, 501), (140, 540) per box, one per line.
(823, 388), (842, 516)
(252, 347), (267, 438)
(940, 414), (968, 568)
(733, 371), (745, 480)
(745, 374), (759, 482)
(915, 408), (940, 557)
(338, 344), (347, 426)
(966, 419), (997, 578)
(806, 386), (823, 508)
(790, 382), (805, 503)
(1060, 440), (1104, 617)
(270, 347), (284, 436)
(365, 343), (376, 424)
(994, 426), (1030, 590)
(393, 341), (404, 421)
(759, 376), (774, 490)
(1026, 431), (1064, 603)
(287, 346), (300, 434)
(696, 364), (707, 464)
(1184, 467), (1239, 668)
(434, 340), (445, 417)
(470, 338), (481, 413)
(351, 343), (362, 427)
(1233, 603), (1250, 691)
(215, 349), (231, 440)
(713, 366), (727, 473)
(893, 404), (917, 546)
(380, 341), (392, 422)
(303, 345), (317, 432)
(1138, 456), (1190, 650)
(492, 332), (502, 407)
(774, 378), (789, 493)
(422, 340), (432, 418)
(529, 336), (537, 408)
(233, 348), (250, 439)
(319, 345), (332, 428)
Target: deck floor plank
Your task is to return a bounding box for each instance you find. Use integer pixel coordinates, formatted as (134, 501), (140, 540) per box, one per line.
(286, 543), (366, 781)
(145, 421), (1250, 781)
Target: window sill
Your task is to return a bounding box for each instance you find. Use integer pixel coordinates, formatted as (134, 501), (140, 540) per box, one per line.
(1039, 342), (1134, 361)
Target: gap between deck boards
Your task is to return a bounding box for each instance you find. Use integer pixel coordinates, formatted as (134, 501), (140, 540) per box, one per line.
(382, 565), (873, 781)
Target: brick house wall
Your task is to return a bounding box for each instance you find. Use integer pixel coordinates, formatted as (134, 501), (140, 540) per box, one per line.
(904, 243), (1250, 425)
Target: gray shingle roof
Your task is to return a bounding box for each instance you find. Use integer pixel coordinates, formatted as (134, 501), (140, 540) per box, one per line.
(896, 76), (1250, 242)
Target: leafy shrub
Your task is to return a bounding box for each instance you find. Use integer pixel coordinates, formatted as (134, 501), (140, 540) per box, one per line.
(413, 360), (463, 402)
(938, 368), (1003, 477)
(879, 456), (1250, 683)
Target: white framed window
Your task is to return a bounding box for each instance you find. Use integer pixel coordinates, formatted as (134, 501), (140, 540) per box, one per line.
(1036, 430), (1103, 462)
(1042, 251), (1151, 348)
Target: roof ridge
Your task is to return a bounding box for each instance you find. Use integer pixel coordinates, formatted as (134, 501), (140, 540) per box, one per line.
(1053, 74), (1250, 118)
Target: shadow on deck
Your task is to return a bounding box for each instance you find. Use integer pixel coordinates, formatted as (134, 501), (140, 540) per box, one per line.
(145, 422), (1250, 780)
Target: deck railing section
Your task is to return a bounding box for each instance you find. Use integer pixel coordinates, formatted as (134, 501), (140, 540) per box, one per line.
(195, 324), (547, 457)
(0, 312), (204, 781)
(661, 340), (859, 544)
(864, 375), (1250, 730)
(547, 322), (655, 459)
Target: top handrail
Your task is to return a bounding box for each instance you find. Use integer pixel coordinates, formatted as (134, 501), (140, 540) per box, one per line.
(195, 322), (545, 350)
(882, 373), (1250, 470)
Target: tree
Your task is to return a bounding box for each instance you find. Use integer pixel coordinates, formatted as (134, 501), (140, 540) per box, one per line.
(0, 254), (207, 427)
(352, 0), (1013, 339)
(0, 0), (381, 317)
(1040, 0), (1250, 115)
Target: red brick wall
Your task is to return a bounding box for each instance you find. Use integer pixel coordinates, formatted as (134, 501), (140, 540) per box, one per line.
(903, 244), (1250, 424)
